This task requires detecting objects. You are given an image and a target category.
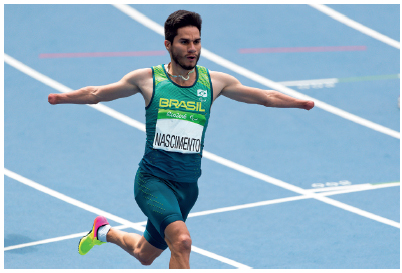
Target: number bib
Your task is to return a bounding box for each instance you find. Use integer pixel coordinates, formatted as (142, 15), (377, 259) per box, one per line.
(153, 109), (206, 154)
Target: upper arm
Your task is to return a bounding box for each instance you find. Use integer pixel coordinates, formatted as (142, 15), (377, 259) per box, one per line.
(210, 71), (312, 110)
(93, 68), (152, 102)
(211, 71), (269, 105)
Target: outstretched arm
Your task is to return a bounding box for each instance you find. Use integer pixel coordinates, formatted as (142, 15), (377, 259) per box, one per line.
(211, 71), (314, 110)
(48, 68), (151, 105)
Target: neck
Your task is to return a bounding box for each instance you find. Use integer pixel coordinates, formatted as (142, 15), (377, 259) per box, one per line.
(166, 63), (196, 83)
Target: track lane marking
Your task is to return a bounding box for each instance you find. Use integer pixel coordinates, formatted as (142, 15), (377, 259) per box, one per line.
(4, 224), (130, 251)
(4, 54), (400, 230)
(307, 181), (400, 193)
(5, 176), (399, 252)
(112, 4), (400, 139)
(239, 45), (367, 53)
(202, 152), (400, 229)
(310, 4), (400, 49)
(3, 169), (251, 269)
(4, 54), (146, 132)
(278, 74), (400, 90)
(39, 50), (167, 58)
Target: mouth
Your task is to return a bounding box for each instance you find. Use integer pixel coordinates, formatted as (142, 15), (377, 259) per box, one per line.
(187, 55), (197, 61)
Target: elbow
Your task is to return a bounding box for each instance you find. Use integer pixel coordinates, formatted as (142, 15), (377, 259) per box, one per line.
(262, 93), (275, 108)
(87, 87), (102, 104)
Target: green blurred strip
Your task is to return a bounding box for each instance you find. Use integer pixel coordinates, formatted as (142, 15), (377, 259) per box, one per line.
(370, 181), (400, 186)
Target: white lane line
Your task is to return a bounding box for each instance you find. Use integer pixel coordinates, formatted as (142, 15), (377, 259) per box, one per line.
(306, 182), (400, 193)
(189, 182), (400, 218)
(112, 4), (400, 140)
(188, 195), (310, 218)
(310, 4), (400, 49)
(278, 74), (400, 90)
(4, 169), (146, 232)
(6, 179), (399, 252)
(321, 183), (400, 197)
(201, 152), (400, 229)
(3, 197), (310, 252)
(4, 54), (399, 230)
(4, 224), (130, 251)
(3, 54), (146, 132)
(278, 78), (338, 89)
(3, 169), (251, 269)
(190, 246), (251, 269)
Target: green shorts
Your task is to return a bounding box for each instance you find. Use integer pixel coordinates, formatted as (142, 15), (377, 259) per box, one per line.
(134, 167), (199, 250)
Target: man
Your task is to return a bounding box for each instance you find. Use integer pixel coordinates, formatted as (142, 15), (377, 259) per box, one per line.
(48, 10), (314, 269)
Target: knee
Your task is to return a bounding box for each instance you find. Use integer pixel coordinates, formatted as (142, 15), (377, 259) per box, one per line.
(170, 234), (192, 255)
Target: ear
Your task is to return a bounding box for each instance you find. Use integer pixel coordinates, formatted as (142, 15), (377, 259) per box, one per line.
(164, 40), (171, 51)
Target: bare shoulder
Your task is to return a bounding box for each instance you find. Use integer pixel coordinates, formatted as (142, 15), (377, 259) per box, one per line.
(123, 67), (153, 84)
(210, 70), (239, 85)
(210, 70), (233, 80)
(121, 68), (153, 104)
(209, 70), (240, 99)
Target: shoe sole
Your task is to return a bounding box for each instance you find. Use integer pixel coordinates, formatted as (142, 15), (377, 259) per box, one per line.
(78, 216), (108, 255)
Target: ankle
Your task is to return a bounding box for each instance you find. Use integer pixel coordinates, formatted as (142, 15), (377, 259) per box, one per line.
(98, 224), (111, 242)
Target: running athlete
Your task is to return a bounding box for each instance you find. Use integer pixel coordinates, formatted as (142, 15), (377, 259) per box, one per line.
(48, 10), (314, 269)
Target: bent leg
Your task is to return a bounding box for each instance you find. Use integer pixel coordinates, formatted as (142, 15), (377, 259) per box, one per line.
(164, 221), (192, 269)
(107, 228), (163, 266)
(133, 168), (199, 268)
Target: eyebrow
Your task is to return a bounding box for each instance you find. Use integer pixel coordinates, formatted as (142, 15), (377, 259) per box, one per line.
(179, 38), (201, 42)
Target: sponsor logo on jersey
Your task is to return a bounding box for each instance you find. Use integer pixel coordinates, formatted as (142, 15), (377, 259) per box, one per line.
(159, 98), (205, 112)
(197, 89), (208, 97)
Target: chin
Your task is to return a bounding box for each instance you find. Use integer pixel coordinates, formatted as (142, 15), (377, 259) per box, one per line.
(180, 64), (196, 70)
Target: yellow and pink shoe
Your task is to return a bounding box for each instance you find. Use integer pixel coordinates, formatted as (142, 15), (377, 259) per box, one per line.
(78, 216), (109, 255)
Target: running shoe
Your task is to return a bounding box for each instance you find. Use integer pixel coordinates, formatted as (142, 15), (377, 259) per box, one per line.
(78, 216), (109, 255)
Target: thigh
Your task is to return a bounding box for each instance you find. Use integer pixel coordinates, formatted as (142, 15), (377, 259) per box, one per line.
(134, 168), (184, 249)
(174, 181), (199, 221)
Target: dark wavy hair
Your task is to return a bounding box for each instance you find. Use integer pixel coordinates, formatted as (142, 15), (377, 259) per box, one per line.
(164, 10), (202, 43)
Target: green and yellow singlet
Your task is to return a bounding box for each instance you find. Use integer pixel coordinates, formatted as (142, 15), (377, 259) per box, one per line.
(138, 64), (213, 182)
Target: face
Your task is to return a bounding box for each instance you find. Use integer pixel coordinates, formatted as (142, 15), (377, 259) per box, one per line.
(166, 26), (201, 70)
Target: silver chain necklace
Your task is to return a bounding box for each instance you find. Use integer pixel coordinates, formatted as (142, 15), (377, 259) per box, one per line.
(166, 64), (195, 81)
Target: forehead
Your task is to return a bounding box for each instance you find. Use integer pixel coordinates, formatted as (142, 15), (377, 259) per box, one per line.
(175, 26), (200, 39)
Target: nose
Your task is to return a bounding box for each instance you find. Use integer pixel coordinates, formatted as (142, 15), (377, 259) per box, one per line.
(188, 42), (196, 53)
